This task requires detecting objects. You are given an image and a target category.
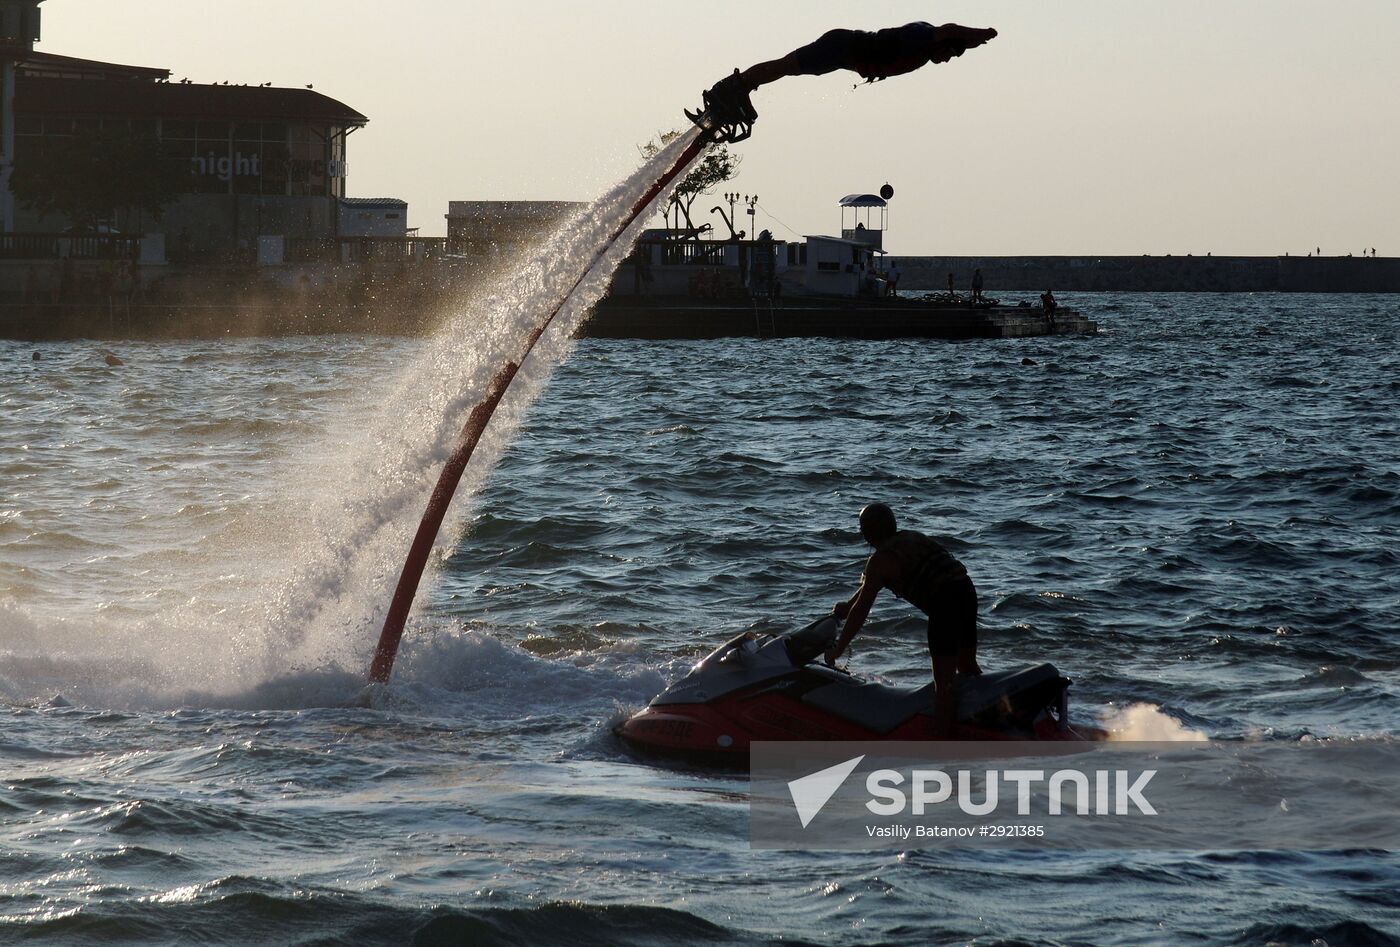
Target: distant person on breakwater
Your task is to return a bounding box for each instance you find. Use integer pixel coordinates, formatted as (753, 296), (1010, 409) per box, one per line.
(971, 268), (985, 303)
(826, 503), (981, 739)
(946, 272), (956, 295)
(1041, 289), (1058, 324)
(886, 259), (900, 297)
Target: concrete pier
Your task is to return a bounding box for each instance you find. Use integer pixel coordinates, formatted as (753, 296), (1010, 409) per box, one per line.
(901, 255), (1400, 293)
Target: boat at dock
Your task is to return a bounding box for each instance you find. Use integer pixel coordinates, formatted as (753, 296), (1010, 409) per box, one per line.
(584, 191), (1096, 340)
(587, 292), (1097, 340)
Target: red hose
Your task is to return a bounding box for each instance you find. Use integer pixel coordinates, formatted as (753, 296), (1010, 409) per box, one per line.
(368, 134), (707, 684)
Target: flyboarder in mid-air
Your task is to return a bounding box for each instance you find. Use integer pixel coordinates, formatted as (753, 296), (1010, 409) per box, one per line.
(689, 22), (998, 141)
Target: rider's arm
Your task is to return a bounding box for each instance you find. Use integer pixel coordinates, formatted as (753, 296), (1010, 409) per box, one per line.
(839, 580), (879, 647)
(827, 557), (888, 663)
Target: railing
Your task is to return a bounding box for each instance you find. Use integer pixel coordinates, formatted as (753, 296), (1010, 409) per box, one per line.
(660, 240), (729, 267)
(285, 236), (450, 264)
(0, 233), (142, 260)
(341, 236), (448, 263)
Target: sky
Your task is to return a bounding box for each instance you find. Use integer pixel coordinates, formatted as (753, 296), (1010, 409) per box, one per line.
(43, 1), (1399, 255)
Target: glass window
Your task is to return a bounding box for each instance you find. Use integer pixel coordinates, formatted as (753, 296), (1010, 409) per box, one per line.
(12, 138), (41, 162)
(163, 120), (197, 139)
(15, 114), (40, 135)
(161, 153), (196, 192)
(130, 119), (157, 138)
(197, 121), (228, 140)
(233, 122), (260, 140)
(165, 139), (199, 160)
(260, 144), (289, 196)
(261, 123), (287, 142)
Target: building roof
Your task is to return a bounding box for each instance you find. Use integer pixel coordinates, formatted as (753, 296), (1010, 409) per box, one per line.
(839, 193), (887, 208)
(341, 197), (407, 206)
(15, 76), (368, 125)
(19, 51), (171, 81)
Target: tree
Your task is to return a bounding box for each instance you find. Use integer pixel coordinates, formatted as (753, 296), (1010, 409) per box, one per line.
(639, 130), (740, 234)
(10, 125), (189, 232)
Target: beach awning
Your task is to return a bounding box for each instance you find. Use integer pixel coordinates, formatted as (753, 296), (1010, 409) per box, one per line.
(839, 194), (887, 208)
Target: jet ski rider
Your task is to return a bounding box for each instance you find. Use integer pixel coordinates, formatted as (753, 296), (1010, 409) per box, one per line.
(826, 503), (982, 738)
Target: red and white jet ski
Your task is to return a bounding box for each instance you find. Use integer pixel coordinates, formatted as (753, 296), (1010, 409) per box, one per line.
(617, 616), (1106, 761)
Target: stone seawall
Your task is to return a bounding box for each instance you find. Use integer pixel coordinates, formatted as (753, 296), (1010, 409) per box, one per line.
(898, 256), (1400, 293)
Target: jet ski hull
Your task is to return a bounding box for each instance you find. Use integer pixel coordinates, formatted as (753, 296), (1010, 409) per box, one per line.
(618, 694), (1104, 762)
(615, 617), (1108, 762)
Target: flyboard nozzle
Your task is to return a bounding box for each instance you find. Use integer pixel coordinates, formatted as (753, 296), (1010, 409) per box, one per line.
(685, 68), (758, 143)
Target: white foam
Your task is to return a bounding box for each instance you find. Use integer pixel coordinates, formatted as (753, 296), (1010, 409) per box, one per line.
(1101, 702), (1209, 741)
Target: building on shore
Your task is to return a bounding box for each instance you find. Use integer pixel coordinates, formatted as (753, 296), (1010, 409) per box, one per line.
(339, 198), (408, 239)
(0, 2), (406, 267)
(445, 201), (585, 258)
(12, 52), (372, 260)
(0, 0), (44, 234)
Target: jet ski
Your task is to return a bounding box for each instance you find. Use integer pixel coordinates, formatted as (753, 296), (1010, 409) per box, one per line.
(617, 616), (1106, 761)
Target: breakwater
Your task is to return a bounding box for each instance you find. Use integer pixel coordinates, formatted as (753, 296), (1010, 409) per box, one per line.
(901, 255), (1400, 293)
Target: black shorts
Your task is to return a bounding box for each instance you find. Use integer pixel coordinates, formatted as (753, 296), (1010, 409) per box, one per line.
(925, 575), (978, 658)
(793, 29), (867, 77)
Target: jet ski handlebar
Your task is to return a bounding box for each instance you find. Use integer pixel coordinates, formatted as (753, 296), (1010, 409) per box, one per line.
(783, 616), (840, 666)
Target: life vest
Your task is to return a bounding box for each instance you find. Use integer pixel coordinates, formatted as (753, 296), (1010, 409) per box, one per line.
(867, 530), (967, 613)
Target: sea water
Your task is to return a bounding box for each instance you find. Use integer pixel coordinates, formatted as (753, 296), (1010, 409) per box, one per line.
(1, 292), (1398, 944)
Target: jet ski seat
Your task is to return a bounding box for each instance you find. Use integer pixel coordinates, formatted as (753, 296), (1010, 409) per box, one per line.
(798, 663), (1065, 735)
(957, 664), (1064, 719)
(800, 680), (937, 735)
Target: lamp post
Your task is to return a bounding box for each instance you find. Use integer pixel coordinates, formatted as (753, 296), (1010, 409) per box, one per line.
(724, 192), (739, 231)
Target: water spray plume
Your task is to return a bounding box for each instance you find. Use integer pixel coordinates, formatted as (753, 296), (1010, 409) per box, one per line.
(367, 21), (997, 685)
